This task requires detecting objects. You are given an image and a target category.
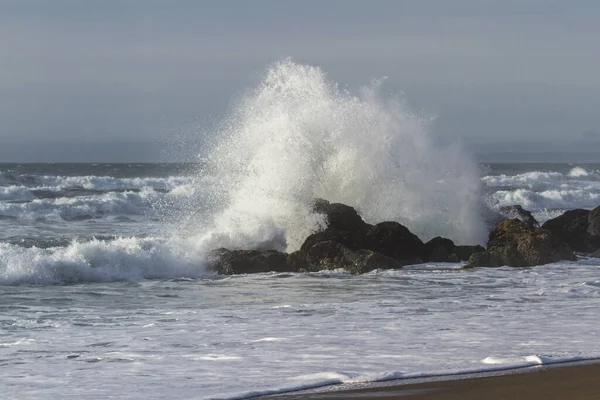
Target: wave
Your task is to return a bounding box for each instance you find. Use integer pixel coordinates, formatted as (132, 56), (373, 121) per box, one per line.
(0, 189), (162, 221)
(0, 237), (211, 285)
(486, 187), (600, 216)
(482, 166), (600, 219)
(483, 167), (600, 189)
(0, 173), (193, 191)
(188, 59), (487, 252)
(0, 176), (204, 220)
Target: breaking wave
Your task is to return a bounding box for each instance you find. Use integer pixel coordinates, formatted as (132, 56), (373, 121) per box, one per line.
(190, 59), (487, 252)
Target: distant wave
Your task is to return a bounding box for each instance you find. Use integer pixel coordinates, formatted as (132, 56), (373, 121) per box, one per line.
(0, 172), (193, 191)
(482, 166), (600, 222)
(0, 174), (202, 221)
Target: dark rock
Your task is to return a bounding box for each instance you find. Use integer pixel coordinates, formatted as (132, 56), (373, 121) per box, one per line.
(465, 219), (576, 268)
(498, 205), (539, 228)
(454, 245), (486, 261)
(541, 209), (600, 253)
(590, 249), (600, 258)
(312, 198), (371, 232)
(305, 201), (425, 265)
(207, 248), (296, 275)
(588, 205), (600, 236)
(300, 229), (366, 253)
(423, 237), (455, 262)
(446, 253), (460, 263)
(286, 250), (309, 271)
(365, 221), (424, 264)
(304, 241), (404, 274)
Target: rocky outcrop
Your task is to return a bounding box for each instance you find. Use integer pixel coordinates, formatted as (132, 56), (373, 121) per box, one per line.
(304, 241), (404, 274)
(588, 205), (600, 237)
(423, 237), (456, 262)
(422, 237), (485, 262)
(541, 209), (600, 253)
(312, 199), (371, 232)
(304, 201), (425, 265)
(207, 248), (295, 275)
(455, 245), (486, 261)
(207, 201), (491, 275)
(365, 222), (424, 264)
(499, 205), (538, 228)
(466, 219), (576, 268)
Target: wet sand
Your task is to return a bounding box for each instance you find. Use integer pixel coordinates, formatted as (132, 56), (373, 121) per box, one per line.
(263, 362), (600, 399)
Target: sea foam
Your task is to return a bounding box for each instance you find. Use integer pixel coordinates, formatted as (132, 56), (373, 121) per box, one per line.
(0, 237), (211, 285)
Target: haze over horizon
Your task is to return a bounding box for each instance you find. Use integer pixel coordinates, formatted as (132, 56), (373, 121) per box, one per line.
(1, 0), (599, 162)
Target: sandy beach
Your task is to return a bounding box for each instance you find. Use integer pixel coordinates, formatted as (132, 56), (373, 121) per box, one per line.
(265, 362), (600, 399)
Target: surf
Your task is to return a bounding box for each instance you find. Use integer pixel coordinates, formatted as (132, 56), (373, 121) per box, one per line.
(189, 59), (487, 253)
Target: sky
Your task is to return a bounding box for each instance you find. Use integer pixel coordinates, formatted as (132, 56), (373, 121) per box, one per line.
(1, 0), (599, 162)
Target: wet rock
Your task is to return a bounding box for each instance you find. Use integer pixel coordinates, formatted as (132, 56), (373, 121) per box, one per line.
(364, 221), (425, 264)
(454, 245), (486, 261)
(465, 219), (576, 268)
(588, 205), (600, 237)
(590, 249), (600, 258)
(498, 205), (539, 228)
(305, 201), (425, 265)
(423, 236), (455, 262)
(286, 250), (309, 271)
(207, 248), (295, 275)
(446, 253), (460, 263)
(542, 209), (600, 253)
(305, 241), (404, 274)
(312, 199), (371, 232)
(300, 229), (366, 253)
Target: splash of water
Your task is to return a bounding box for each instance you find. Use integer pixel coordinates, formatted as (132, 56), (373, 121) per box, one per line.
(192, 59), (486, 252)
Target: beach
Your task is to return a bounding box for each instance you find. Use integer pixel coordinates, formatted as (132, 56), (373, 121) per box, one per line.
(270, 362), (600, 399)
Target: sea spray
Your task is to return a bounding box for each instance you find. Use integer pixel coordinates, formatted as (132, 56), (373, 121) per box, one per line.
(191, 59), (487, 252)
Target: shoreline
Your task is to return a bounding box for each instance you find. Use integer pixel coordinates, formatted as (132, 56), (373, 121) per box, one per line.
(259, 359), (600, 399)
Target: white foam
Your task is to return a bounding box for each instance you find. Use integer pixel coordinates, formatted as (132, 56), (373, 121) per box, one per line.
(0, 186), (35, 201)
(0, 189), (158, 220)
(11, 175), (193, 191)
(0, 237), (212, 285)
(487, 188), (600, 212)
(192, 59), (486, 252)
(568, 167), (589, 177)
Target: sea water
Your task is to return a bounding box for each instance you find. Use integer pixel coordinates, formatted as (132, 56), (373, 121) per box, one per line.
(1, 61), (600, 399)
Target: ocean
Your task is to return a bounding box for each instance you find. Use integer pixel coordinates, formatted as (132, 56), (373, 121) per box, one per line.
(1, 161), (599, 399)
(2, 62), (600, 399)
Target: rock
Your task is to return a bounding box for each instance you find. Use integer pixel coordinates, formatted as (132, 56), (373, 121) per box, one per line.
(454, 245), (486, 261)
(499, 205), (539, 228)
(588, 205), (600, 236)
(305, 201), (425, 265)
(423, 237), (455, 262)
(365, 221), (425, 264)
(541, 209), (600, 253)
(465, 219), (576, 268)
(207, 248), (295, 275)
(304, 241), (403, 274)
(300, 229), (366, 253)
(446, 253), (460, 263)
(312, 199), (371, 232)
(591, 249), (600, 258)
(287, 250), (309, 271)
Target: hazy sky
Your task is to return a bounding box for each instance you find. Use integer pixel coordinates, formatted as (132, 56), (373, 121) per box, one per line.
(1, 0), (599, 161)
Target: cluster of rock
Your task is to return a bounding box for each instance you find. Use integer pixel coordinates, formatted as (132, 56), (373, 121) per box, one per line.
(207, 200), (600, 275)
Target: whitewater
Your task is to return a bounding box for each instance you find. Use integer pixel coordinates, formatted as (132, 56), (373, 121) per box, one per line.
(1, 61), (600, 399)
